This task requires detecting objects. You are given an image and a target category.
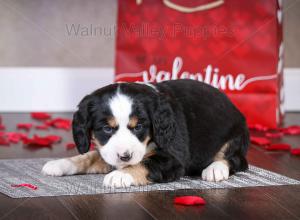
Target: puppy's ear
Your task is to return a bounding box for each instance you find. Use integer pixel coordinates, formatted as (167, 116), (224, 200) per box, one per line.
(72, 95), (92, 154)
(150, 95), (177, 148)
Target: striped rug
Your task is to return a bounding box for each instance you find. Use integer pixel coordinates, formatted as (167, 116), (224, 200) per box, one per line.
(0, 158), (299, 198)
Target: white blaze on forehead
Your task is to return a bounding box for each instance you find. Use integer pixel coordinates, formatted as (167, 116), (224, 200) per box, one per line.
(100, 90), (146, 168)
(109, 92), (133, 126)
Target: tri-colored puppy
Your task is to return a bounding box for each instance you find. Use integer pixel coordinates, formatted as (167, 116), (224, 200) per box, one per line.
(42, 79), (249, 188)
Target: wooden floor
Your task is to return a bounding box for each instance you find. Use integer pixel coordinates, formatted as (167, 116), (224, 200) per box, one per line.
(0, 113), (300, 220)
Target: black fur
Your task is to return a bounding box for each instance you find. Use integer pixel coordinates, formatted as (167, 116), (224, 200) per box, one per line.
(72, 95), (92, 154)
(72, 79), (249, 183)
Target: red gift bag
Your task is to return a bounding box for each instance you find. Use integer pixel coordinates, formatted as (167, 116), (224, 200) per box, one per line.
(115, 0), (284, 128)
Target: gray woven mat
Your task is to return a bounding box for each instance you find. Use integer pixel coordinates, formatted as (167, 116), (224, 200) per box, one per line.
(0, 158), (299, 198)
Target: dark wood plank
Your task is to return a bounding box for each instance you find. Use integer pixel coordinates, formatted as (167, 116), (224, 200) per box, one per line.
(57, 194), (155, 220)
(202, 187), (300, 220)
(0, 195), (76, 220)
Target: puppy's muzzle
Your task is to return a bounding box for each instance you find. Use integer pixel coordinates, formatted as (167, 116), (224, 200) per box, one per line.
(118, 151), (132, 162)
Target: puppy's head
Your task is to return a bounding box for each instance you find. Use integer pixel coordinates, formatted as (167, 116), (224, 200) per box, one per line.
(72, 83), (154, 169)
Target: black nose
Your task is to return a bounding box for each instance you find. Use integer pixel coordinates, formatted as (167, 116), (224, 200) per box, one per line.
(118, 152), (132, 162)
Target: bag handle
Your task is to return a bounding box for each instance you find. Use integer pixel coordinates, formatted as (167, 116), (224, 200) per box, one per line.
(136, 0), (224, 13)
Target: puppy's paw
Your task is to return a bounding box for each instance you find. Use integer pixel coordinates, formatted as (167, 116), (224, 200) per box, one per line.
(103, 170), (134, 188)
(202, 161), (229, 182)
(42, 159), (77, 176)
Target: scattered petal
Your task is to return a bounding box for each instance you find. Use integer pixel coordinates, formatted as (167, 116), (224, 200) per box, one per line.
(46, 118), (71, 130)
(66, 142), (76, 150)
(265, 132), (283, 138)
(6, 132), (27, 144)
(0, 136), (10, 146)
(250, 136), (271, 146)
(174, 196), (206, 206)
(90, 143), (96, 151)
(45, 135), (62, 143)
(17, 123), (33, 131)
(22, 134), (61, 147)
(11, 183), (38, 190)
(290, 148), (300, 156)
(248, 124), (269, 132)
(31, 112), (52, 120)
(35, 124), (49, 130)
(280, 126), (300, 135)
(265, 143), (291, 151)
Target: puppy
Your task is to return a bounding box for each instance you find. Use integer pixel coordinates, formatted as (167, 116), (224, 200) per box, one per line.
(42, 79), (249, 188)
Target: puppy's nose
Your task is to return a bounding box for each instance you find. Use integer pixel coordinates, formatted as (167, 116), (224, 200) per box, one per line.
(118, 151), (132, 162)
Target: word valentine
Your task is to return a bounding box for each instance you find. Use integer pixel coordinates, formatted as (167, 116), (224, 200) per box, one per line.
(117, 57), (277, 91)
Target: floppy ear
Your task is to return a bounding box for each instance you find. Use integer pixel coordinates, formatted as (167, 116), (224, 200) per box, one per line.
(150, 95), (177, 149)
(72, 95), (92, 154)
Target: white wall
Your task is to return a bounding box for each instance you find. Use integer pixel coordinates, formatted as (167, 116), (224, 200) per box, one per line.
(0, 68), (299, 112)
(284, 68), (300, 111)
(0, 68), (114, 112)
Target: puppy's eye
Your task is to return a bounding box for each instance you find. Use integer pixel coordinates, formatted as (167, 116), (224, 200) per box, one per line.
(103, 125), (113, 134)
(133, 124), (143, 132)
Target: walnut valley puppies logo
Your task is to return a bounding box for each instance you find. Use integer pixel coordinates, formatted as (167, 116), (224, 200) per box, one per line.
(65, 23), (235, 40)
(116, 57), (277, 91)
(65, 24), (116, 38)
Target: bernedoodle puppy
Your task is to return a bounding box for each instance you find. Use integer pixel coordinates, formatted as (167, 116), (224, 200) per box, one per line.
(42, 79), (249, 188)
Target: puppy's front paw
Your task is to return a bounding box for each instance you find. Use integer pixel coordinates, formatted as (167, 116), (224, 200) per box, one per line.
(42, 159), (77, 176)
(202, 161), (229, 182)
(103, 170), (134, 188)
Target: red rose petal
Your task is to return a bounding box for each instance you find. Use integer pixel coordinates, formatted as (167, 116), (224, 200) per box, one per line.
(35, 124), (49, 130)
(23, 136), (49, 146)
(90, 143), (96, 150)
(265, 143), (291, 151)
(174, 196), (206, 206)
(46, 118), (71, 130)
(31, 112), (52, 120)
(6, 132), (27, 144)
(248, 124), (269, 132)
(0, 136), (10, 146)
(290, 148), (300, 156)
(265, 132), (283, 138)
(66, 142), (76, 150)
(280, 125), (300, 135)
(46, 135), (62, 143)
(11, 183), (38, 190)
(22, 134), (62, 146)
(17, 123), (33, 131)
(250, 136), (271, 146)
(0, 132), (28, 145)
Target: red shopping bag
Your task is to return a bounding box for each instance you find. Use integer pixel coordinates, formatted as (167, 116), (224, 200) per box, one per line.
(115, 0), (284, 128)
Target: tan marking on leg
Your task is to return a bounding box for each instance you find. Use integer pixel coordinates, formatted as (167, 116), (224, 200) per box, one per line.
(69, 151), (112, 174)
(212, 142), (230, 169)
(122, 164), (151, 186)
(214, 142), (229, 161)
(107, 116), (117, 128)
(128, 116), (138, 128)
